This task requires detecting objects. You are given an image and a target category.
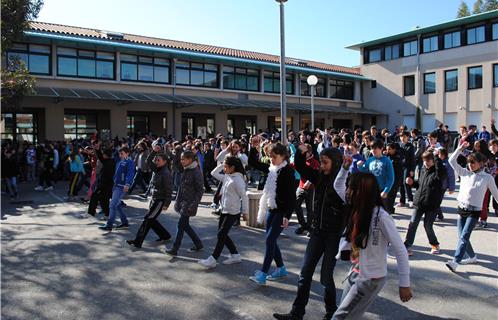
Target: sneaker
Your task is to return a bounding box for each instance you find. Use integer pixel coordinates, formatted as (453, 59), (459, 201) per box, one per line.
(115, 223), (129, 230)
(479, 220), (488, 228)
(460, 256), (478, 265)
(222, 253), (242, 265)
(273, 312), (303, 320)
(211, 209), (221, 216)
(395, 203), (406, 208)
(249, 270), (267, 285)
(408, 201), (414, 208)
(294, 227), (306, 235)
(98, 225), (112, 231)
(406, 247), (413, 256)
(431, 245), (440, 254)
(267, 266), (288, 281)
(198, 255), (217, 269)
(138, 193), (148, 199)
(162, 247), (177, 256)
(445, 260), (459, 272)
(34, 186), (44, 191)
(155, 237), (171, 243)
(209, 203), (218, 209)
(188, 245), (204, 252)
(44, 186), (54, 191)
(126, 240), (140, 248)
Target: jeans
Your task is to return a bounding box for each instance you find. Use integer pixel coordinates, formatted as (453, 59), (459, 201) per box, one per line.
(212, 214), (239, 259)
(106, 186), (128, 227)
(399, 168), (413, 203)
(294, 187), (312, 229)
(172, 215), (202, 252)
(173, 172), (182, 192)
(27, 163), (36, 181)
(133, 199), (171, 247)
(454, 210), (478, 262)
(4, 177), (18, 197)
(292, 230), (341, 317)
(332, 269), (386, 320)
(261, 211), (285, 273)
(404, 206), (439, 247)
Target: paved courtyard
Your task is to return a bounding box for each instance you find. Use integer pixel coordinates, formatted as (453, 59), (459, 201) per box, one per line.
(1, 182), (497, 320)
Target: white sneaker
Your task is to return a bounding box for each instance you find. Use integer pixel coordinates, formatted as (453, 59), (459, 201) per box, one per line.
(445, 260), (459, 272)
(198, 255), (217, 269)
(460, 256), (478, 265)
(34, 186), (44, 191)
(408, 201), (414, 208)
(44, 186), (54, 191)
(222, 254), (242, 265)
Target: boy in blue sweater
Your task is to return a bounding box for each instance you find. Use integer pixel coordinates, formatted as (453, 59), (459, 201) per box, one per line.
(99, 146), (135, 231)
(358, 139), (395, 207)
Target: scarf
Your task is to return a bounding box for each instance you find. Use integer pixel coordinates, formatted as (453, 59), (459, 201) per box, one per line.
(257, 160), (288, 224)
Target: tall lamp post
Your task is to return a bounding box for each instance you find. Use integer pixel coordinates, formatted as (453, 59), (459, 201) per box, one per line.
(276, 0), (287, 143)
(307, 75), (318, 131)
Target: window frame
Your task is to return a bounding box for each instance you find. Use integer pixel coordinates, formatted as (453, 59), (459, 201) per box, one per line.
(120, 55), (171, 84)
(329, 79), (354, 100)
(300, 76), (326, 97)
(422, 35), (439, 53)
(263, 71), (294, 94)
(423, 72), (436, 94)
(493, 23), (498, 40)
(403, 40), (418, 57)
(368, 48), (382, 63)
(443, 31), (461, 49)
(6, 42), (51, 75)
(175, 60), (218, 88)
(56, 47), (115, 80)
(493, 64), (498, 88)
(222, 66), (259, 92)
(403, 75), (415, 96)
(384, 44), (399, 61)
(467, 65), (483, 90)
(466, 25), (485, 45)
(444, 69), (458, 92)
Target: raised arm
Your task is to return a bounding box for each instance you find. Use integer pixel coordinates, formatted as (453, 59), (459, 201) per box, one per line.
(210, 163), (225, 182)
(449, 142), (470, 177)
(334, 167), (349, 202)
(294, 146), (319, 184)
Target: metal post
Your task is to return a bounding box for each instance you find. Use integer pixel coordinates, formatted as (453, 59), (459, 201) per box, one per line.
(278, 0), (287, 144)
(311, 85), (315, 131)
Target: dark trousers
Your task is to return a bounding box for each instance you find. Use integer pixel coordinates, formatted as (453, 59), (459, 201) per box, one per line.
(88, 187), (111, 216)
(129, 169), (149, 193)
(203, 168), (212, 191)
(212, 214), (239, 259)
(133, 199), (171, 248)
(38, 167), (53, 187)
(399, 168), (414, 204)
(295, 187), (312, 229)
(404, 206), (439, 247)
(68, 172), (83, 196)
(292, 230), (341, 317)
(172, 215), (203, 251)
(387, 177), (401, 214)
(261, 211), (285, 273)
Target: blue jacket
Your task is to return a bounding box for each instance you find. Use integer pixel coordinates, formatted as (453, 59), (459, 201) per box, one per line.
(441, 159), (456, 192)
(114, 158), (135, 187)
(350, 153), (366, 174)
(359, 155), (395, 193)
(69, 155), (85, 173)
(478, 131), (491, 142)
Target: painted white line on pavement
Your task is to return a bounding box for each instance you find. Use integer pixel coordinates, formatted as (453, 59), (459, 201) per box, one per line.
(48, 191), (65, 203)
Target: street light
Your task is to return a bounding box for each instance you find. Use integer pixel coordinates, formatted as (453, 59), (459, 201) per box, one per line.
(276, 0), (288, 144)
(307, 75), (318, 131)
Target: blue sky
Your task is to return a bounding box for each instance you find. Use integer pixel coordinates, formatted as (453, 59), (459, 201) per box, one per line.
(36, 0), (464, 67)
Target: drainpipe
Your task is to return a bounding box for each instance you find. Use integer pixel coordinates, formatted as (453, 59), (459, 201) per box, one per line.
(415, 34), (422, 131)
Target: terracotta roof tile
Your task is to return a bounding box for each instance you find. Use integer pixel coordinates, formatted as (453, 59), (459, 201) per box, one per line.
(28, 21), (361, 76)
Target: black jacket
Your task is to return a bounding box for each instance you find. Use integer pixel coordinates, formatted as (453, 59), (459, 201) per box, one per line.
(147, 151), (173, 204)
(398, 142), (416, 172)
(96, 150), (115, 192)
(413, 158), (447, 210)
(388, 152), (404, 181)
(294, 150), (345, 233)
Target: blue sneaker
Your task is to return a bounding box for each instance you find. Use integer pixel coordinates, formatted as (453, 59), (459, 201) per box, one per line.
(249, 270), (267, 285)
(267, 266), (288, 281)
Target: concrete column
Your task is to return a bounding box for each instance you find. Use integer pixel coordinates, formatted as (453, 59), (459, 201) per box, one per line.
(219, 64), (224, 90)
(457, 68), (468, 127)
(45, 106), (64, 140)
(110, 107), (127, 138)
(257, 112), (267, 132)
(354, 80), (361, 101)
(260, 69), (265, 93)
(435, 70), (444, 123)
(115, 51), (121, 82)
(215, 110), (227, 135)
(51, 43), (57, 77)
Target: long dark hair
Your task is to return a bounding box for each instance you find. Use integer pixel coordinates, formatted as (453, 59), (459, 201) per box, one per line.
(345, 172), (384, 250)
(224, 156), (246, 176)
(316, 147), (343, 188)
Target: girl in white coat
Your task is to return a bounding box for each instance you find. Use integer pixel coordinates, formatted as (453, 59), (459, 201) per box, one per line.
(198, 156), (248, 268)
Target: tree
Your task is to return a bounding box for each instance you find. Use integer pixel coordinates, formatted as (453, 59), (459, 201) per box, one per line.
(472, 0), (484, 14)
(483, 0), (498, 11)
(1, 0), (44, 110)
(457, 1), (471, 17)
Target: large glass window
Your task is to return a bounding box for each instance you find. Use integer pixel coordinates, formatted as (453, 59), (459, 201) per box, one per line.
(423, 72), (436, 94)
(493, 23), (498, 40)
(368, 48), (382, 63)
(444, 31), (461, 49)
(329, 79), (354, 100)
(467, 26), (485, 45)
(300, 76), (325, 97)
(64, 113), (97, 140)
(403, 40), (418, 57)
(445, 69), (458, 92)
(468, 66), (482, 89)
(223, 66), (259, 91)
(57, 47), (114, 79)
(0, 112), (37, 143)
(385, 44), (399, 60)
(120, 55), (170, 83)
(263, 71), (294, 94)
(175, 60), (217, 87)
(494, 64), (498, 88)
(127, 115), (149, 137)
(403, 75), (415, 96)
(423, 36), (439, 53)
(6, 43), (50, 75)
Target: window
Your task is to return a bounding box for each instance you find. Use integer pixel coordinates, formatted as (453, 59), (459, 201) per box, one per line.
(175, 60), (217, 87)
(445, 69), (458, 92)
(384, 44), (399, 60)
(64, 113), (97, 140)
(403, 40), (418, 57)
(493, 23), (498, 40)
(423, 72), (436, 94)
(423, 36), (439, 53)
(493, 64), (498, 88)
(444, 31), (461, 49)
(6, 43), (50, 75)
(371, 80), (377, 88)
(127, 115), (149, 137)
(57, 47), (114, 79)
(368, 48), (382, 63)
(403, 75), (415, 96)
(223, 66), (259, 91)
(329, 79), (354, 100)
(300, 76), (325, 97)
(120, 55), (170, 83)
(0, 112), (37, 143)
(468, 66), (482, 89)
(263, 71), (294, 94)
(467, 26), (485, 45)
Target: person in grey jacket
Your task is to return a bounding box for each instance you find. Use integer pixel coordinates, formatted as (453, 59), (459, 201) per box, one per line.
(128, 142), (151, 194)
(127, 141), (173, 248)
(164, 150), (204, 256)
